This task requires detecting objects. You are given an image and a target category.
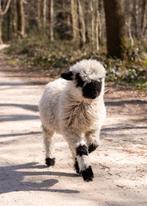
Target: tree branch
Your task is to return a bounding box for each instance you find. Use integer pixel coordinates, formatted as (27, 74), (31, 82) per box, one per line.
(0, 0), (12, 16)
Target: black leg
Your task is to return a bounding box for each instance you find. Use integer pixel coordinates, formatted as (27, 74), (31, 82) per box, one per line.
(74, 158), (80, 174)
(45, 157), (55, 167)
(81, 166), (94, 182)
(76, 144), (94, 182)
(88, 143), (98, 153)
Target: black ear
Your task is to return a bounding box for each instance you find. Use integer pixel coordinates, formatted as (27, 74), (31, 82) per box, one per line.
(61, 71), (73, 80)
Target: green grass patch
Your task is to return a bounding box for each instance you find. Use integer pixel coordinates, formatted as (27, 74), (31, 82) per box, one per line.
(4, 35), (147, 90)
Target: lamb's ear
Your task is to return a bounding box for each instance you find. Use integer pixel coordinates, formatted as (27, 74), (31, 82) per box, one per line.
(61, 71), (73, 80)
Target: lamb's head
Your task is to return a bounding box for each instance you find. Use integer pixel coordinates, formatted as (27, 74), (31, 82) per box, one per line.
(61, 59), (106, 100)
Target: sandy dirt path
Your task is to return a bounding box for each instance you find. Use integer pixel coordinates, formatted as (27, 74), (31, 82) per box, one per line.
(0, 56), (147, 206)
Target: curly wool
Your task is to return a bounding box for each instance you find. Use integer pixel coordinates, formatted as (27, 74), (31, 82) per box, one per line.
(39, 59), (106, 181)
(39, 59), (106, 135)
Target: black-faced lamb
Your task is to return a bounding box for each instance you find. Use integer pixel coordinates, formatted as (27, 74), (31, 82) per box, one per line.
(39, 59), (106, 182)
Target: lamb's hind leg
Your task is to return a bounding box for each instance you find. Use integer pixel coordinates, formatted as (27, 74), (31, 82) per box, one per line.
(42, 126), (55, 167)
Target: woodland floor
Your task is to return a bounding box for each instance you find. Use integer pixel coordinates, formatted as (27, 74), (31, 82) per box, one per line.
(0, 53), (147, 206)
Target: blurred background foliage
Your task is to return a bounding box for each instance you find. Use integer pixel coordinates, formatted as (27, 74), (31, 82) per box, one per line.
(0, 0), (147, 89)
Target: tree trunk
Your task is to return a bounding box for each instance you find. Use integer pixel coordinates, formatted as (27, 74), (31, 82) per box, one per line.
(77, 0), (86, 45)
(16, 0), (26, 38)
(132, 0), (139, 38)
(0, 0), (12, 15)
(11, 0), (17, 39)
(0, 0), (12, 44)
(95, 10), (100, 52)
(0, 17), (3, 44)
(141, 0), (147, 36)
(124, 1), (134, 48)
(126, 19), (134, 48)
(103, 0), (128, 59)
(98, 0), (102, 46)
(91, 0), (100, 52)
(90, 0), (95, 49)
(37, 0), (42, 30)
(50, 0), (54, 41)
(6, 4), (11, 40)
(71, 0), (80, 44)
(43, 0), (47, 28)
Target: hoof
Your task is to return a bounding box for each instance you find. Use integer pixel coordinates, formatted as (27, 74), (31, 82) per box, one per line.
(74, 159), (80, 175)
(45, 157), (55, 167)
(88, 143), (98, 153)
(81, 166), (94, 182)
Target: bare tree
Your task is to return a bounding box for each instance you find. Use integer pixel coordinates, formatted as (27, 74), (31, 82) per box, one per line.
(103, 0), (128, 59)
(50, 0), (54, 41)
(37, 0), (42, 30)
(11, 0), (18, 38)
(77, 0), (86, 45)
(43, 0), (47, 28)
(0, 0), (12, 44)
(132, 0), (139, 38)
(140, 0), (147, 36)
(90, 0), (100, 52)
(71, 0), (80, 44)
(95, 7), (100, 51)
(1, 0), (146, 53)
(16, 0), (26, 38)
(90, 0), (95, 49)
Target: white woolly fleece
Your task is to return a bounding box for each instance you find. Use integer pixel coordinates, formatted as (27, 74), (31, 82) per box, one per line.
(70, 59), (106, 81)
(39, 59), (106, 166)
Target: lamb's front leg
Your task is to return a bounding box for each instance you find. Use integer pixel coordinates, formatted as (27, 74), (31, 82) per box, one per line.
(65, 132), (94, 182)
(85, 129), (101, 153)
(76, 141), (94, 181)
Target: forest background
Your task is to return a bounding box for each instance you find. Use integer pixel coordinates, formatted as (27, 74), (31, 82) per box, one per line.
(0, 0), (147, 89)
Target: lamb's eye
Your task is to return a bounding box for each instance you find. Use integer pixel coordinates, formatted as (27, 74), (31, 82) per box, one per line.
(75, 73), (85, 87)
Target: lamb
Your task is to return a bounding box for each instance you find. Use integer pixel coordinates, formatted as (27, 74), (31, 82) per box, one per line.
(39, 59), (106, 182)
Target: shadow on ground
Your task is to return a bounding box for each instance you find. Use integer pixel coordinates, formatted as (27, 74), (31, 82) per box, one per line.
(0, 103), (38, 112)
(0, 162), (79, 194)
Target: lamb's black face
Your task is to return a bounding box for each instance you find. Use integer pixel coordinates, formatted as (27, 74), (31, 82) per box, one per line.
(75, 73), (102, 99)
